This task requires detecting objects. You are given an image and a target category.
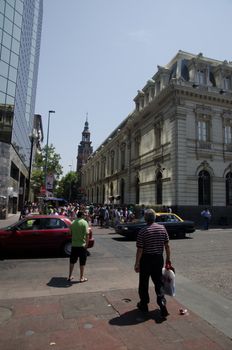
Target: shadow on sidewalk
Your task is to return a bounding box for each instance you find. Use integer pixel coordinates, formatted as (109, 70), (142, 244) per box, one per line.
(109, 308), (166, 326)
(47, 277), (74, 288)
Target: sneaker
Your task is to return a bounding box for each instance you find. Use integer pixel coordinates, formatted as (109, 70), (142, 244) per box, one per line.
(137, 302), (148, 312)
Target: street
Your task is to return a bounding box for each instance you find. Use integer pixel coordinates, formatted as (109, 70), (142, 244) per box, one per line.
(0, 224), (231, 300)
(0, 221), (232, 339)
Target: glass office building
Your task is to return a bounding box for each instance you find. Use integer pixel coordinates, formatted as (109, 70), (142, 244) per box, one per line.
(0, 0), (43, 216)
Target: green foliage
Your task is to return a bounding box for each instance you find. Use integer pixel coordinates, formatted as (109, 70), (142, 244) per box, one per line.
(56, 171), (80, 202)
(31, 144), (63, 196)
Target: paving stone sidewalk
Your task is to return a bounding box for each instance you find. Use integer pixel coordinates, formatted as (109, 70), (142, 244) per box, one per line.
(0, 288), (231, 350)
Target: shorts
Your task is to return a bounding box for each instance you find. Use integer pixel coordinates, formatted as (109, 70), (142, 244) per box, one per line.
(70, 247), (87, 265)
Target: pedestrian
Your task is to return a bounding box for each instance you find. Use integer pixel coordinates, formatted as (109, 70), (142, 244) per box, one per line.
(134, 209), (171, 317)
(67, 211), (89, 282)
(104, 206), (110, 228)
(201, 208), (211, 230)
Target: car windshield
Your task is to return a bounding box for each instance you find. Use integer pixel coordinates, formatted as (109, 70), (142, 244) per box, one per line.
(156, 215), (180, 223)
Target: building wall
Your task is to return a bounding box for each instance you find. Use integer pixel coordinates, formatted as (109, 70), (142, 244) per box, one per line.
(0, 0), (43, 215)
(81, 51), (232, 224)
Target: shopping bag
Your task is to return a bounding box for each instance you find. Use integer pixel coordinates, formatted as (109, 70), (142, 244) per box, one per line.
(162, 266), (175, 296)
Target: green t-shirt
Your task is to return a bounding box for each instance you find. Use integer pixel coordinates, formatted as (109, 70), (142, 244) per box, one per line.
(71, 218), (89, 247)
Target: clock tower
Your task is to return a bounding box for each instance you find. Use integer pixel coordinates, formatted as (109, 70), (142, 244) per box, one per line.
(76, 117), (93, 171)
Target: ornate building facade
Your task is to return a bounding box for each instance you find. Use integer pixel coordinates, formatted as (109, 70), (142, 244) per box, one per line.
(81, 51), (232, 224)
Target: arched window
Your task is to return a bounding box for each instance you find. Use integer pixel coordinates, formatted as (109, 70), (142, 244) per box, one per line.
(102, 185), (105, 204)
(110, 150), (115, 175)
(120, 179), (125, 204)
(96, 187), (99, 204)
(198, 170), (211, 205)
(110, 182), (113, 197)
(226, 172), (232, 205)
(156, 172), (162, 204)
(136, 177), (140, 204)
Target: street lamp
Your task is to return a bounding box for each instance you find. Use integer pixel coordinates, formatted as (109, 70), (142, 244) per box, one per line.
(26, 129), (37, 202)
(44, 110), (55, 196)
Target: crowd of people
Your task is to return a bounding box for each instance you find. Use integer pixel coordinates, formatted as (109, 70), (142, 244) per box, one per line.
(19, 202), (137, 227)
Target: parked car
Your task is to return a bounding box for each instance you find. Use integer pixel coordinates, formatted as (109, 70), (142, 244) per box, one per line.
(0, 215), (94, 257)
(115, 212), (195, 239)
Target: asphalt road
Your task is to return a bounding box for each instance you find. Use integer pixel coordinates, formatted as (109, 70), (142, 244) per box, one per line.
(0, 219), (232, 338)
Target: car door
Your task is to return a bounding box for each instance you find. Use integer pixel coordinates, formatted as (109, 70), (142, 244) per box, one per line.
(5, 218), (42, 253)
(156, 214), (180, 236)
(37, 217), (71, 252)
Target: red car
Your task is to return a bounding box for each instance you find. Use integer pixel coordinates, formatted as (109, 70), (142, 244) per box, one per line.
(0, 215), (94, 257)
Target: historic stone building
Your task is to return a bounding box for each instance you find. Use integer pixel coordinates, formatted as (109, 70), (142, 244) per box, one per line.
(76, 118), (93, 172)
(81, 51), (232, 224)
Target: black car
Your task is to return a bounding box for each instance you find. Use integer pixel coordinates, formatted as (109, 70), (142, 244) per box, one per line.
(115, 212), (195, 239)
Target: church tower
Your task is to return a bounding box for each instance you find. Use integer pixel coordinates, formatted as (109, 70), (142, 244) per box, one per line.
(76, 117), (93, 172)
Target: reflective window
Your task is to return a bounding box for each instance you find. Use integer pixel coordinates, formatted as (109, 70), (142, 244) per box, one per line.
(5, 3), (14, 22)
(0, 13), (4, 27)
(10, 51), (18, 68)
(0, 2), (5, 14)
(15, 1), (23, 15)
(197, 70), (205, 85)
(7, 80), (16, 97)
(1, 0), (43, 168)
(14, 11), (22, 27)
(225, 125), (232, 144)
(9, 66), (17, 82)
(7, 0), (16, 7)
(198, 120), (209, 142)
(2, 31), (12, 48)
(224, 77), (231, 90)
(1, 46), (11, 63)
(6, 94), (14, 105)
(13, 24), (21, 40)
(12, 38), (20, 54)
(4, 17), (13, 35)
(0, 91), (5, 104)
(0, 76), (7, 92)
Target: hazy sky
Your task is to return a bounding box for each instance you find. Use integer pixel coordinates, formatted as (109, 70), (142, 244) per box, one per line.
(35, 0), (232, 175)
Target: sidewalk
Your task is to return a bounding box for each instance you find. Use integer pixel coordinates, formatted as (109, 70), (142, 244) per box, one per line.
(0, 215), (232, 349)
(0, 288), (231, 350)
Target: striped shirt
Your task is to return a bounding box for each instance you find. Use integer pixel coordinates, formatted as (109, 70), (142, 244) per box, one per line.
(136, 223), (169, 255)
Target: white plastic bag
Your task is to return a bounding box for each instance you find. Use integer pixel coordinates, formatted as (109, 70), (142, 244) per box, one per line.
(162, 267), (176, 296)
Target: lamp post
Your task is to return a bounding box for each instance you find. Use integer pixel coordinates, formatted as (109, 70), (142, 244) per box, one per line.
(26, 130), (37, 203)
(44, 110), (55, 196)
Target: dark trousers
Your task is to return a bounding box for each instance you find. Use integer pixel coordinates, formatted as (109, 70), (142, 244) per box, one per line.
(138, 253), (165, 307)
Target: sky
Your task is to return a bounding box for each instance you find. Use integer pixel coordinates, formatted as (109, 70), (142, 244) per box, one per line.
(35, 0), (232, 175)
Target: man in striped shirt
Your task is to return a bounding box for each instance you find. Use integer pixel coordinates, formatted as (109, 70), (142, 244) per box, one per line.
(134, 209), (171, 317)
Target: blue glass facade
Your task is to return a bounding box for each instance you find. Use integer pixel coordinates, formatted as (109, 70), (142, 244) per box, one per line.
(0, 0), (43, 215)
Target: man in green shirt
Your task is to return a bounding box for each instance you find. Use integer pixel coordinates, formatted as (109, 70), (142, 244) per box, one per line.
(68, 211), (89, 282)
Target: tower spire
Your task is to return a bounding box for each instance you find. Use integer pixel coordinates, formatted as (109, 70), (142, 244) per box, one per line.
(76, 116), (93, 172)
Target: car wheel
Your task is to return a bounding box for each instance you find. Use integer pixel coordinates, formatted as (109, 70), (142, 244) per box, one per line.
(63, 241), (72, 256)
(178, 231), (186, 239)
(0, 247), (4, 260)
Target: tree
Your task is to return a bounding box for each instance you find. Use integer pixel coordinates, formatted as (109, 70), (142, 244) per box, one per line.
(56, 171), (80, 202)
(31, 144), (63, 198)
